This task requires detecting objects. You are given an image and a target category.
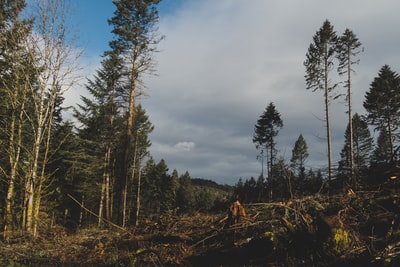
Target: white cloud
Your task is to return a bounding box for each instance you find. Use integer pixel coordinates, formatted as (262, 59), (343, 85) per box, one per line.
(174, 141), (196, 152)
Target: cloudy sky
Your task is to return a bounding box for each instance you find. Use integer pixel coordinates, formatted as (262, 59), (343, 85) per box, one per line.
(66, 0), (400, 185)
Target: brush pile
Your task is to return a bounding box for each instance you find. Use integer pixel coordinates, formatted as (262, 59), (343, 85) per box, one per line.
(1, 180), (400, 266)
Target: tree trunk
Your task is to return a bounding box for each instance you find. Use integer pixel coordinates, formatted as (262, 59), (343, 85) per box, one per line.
(324, 52), (333, 181)
(135, 164), (143, 227)
(121, 40), (139, 227)
(98, 174), (106, 227)
(4, 110), (23, 240)
(26, 82), (47, 235)
(347, 51), (355, 187)
(99, 146), (111, 227)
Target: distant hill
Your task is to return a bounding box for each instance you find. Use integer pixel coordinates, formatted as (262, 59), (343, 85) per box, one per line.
(191, 178), (234, 194)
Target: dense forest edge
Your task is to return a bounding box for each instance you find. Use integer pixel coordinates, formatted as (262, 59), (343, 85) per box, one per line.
(2, 0), (400, 266)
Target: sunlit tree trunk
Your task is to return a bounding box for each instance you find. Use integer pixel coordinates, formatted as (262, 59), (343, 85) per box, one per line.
(109, 0), (163, 226)
(99, 146), (112, 227)
(337, 29), (362, 187)
(122, 43), (139, 227)
(3, 29), (31, 240)
(135, 163), (143, 227)
(304, 20), (337, 181)
(24, 0), (80, 237)
(4, 105), (25, 240)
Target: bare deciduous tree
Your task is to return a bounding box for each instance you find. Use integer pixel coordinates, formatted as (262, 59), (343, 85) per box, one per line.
(24, 0), (81, 237)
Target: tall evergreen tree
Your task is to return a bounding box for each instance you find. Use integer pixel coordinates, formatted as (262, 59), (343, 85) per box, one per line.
(336, 29), (363, 183)
(74, 49), (125, 226)
(108, 0), (163, 224)
(253, 102), (283, 199)
(304, 20), (338, 181)
(364, 65), (400, 162)
(131, 104), (154, 225)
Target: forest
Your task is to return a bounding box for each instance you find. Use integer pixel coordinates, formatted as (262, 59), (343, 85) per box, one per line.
(1, 0), (400, 266)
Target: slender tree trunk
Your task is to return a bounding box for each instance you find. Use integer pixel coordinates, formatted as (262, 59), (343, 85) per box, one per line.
(33, 91), (57, 237)
(26, 82), (47, 235)
(98, 146), (111, 227)
(127, 133), (139, 225)
(388, 118), (395, 161)
(324, 54), (333, 181)
(79, 195), (85, 227)
(121, 40), (139, 226)
(106, 157), (111, 220)
(269, 140), (273, 199)
(98, 174), (106, 227)
(347, 53), (355, 187)
(4, 108), (23, 239)
(135, 164), (142, 227)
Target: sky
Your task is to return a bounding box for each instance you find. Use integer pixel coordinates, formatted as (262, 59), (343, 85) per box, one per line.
(63, 0), (400, 185)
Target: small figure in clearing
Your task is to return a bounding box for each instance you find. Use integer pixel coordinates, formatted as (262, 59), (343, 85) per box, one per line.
(229, 197), (246, 224)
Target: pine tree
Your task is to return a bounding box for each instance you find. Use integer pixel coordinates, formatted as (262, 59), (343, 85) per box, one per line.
(290, 134), (309, 179)
(372, 129), (392, 164)
(336, 29), (363, 183)
(364, 65), (400, 162)
(46, 121), (82, 228)
(253, 102), (283, 199)
(131, 105), (154, 225)
(338, 113), (373, 187)
(108, 0), (163, 224)
(74, 49), (125, 226)
(304, 20), (338, 181)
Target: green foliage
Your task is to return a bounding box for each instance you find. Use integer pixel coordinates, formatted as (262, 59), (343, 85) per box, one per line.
(336, 28), (363, 79)
(338, 113), (373, 185)
(304, 19), (338, 181)
(253, 102), (283, 197)
(304, 20), (338, 93)
(291, 134), (309, 192)
(176, 171), (195, 214)
(364, 65), (400, 161)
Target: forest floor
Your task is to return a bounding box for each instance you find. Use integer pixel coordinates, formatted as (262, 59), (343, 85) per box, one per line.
(1, 179), (400, 266)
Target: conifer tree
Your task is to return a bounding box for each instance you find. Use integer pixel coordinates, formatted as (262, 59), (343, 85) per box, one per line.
(364, 65), (400, 162)
(177, 171), (195, 214)
(338, 113), (373, 187)
(290, 134), (309, 180)
(336, 29), (363, 183)
(372, 129), (392, 164)
(253, 102), (283, 199)
(304, 20), (338, 181)
(74, 49), (124, 226)
(107, 0), (163, 224)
